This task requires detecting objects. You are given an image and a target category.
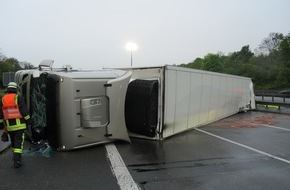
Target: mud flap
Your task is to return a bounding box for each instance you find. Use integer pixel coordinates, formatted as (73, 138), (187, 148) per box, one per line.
(105, 71), (132, 142)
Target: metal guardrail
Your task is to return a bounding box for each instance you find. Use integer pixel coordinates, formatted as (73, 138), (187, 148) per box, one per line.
(255, 100), (290, 109)
(255, 90), (290, 109)
(254, 90), (280, 94)
(255, 90), (290, 103)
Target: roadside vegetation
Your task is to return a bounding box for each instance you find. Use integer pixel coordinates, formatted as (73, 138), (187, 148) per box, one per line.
(0, 89), (5, 97)
(179, 32), (290, 90)
(0, 52), (34, 89)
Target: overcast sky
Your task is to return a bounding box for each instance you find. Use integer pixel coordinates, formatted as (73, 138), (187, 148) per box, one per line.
(0, 0), (290, 69)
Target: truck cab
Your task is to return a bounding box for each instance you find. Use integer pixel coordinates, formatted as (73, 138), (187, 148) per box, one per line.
(15, 60), (132, 150)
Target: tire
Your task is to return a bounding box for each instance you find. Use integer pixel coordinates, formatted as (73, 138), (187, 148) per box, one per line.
(125, 80), (158, 137)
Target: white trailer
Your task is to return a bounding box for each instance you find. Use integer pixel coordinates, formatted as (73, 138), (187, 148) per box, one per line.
(124, 65), (255, 139)
(15, 62), (255, 150)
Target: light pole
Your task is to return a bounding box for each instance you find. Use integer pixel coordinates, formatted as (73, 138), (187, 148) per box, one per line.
(126, 42), (138, 67)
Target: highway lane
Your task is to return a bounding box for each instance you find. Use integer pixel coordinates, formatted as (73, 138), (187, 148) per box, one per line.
(117, 111), (290, 190)
(1, 111), (290, 190)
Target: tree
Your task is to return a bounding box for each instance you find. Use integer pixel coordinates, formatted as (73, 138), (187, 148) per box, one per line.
(0, 58), (20, 86)
(275, 32), (290, 88)
(278, 33), (290, 67)
(20, 61), (35, 69)
(0, 53), (35, 87)
(258, 32), (284, 55)
(202, 53), (222, 72)
(185, 57), (203, 70)
(178, 32), (290, 90)
(230, 45), (254, 63)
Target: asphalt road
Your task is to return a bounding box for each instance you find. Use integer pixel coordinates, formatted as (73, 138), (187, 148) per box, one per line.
(1, 111), (290, 190)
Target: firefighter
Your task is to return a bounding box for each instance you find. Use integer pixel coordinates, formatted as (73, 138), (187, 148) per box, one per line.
(0, 82), (32, 168)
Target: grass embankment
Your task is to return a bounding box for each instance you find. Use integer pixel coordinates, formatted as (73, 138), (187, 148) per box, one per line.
(0, 89), (6, 97)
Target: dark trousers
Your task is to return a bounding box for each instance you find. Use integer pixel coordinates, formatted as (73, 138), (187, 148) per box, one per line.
(8, 129), (25, 161)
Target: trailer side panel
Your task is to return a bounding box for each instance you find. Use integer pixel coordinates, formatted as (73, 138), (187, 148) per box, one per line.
(162, 66), (253, 138)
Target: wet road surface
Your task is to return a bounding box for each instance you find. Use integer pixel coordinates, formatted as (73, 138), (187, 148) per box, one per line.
(1, 111), (290, 190)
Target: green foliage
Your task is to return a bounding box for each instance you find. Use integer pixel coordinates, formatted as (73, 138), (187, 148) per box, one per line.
(21, 61), (35, 69)
(0, 89), (5, 97)
(0, 54), (35, 87)
(180, 32), (290, 90)
(279, 33), (290, 67)
(202, 53), (222, 72)
(258, 32), (284, 54)
(184, 58), (203, 70)
(230, 45), (254, 63)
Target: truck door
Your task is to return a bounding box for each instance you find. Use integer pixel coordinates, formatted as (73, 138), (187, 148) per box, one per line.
(105, 71), (132, 142)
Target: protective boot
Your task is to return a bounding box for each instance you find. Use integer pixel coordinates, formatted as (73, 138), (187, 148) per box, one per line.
(13, 153), (22, 168)
(14, 160), (22, 168)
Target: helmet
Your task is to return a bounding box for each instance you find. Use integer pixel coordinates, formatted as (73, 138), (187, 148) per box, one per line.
(7, 82), (18, 92)
(7, 82), (18, 89)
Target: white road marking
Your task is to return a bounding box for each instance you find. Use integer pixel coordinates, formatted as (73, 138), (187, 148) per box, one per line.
(195, 128), (290, 164)
(105, 143), (140, 190)
(261, 124), (290, 132)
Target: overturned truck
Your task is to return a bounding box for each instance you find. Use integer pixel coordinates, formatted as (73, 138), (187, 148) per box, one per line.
(15, 60), (255, 150)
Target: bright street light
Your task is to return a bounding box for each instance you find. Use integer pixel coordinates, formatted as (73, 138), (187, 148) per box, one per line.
(125, 42), (138, 67)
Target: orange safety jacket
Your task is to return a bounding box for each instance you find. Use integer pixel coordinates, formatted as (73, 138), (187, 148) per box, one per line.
(2, 94), (27, 131)
(2, 94), (23, 120)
